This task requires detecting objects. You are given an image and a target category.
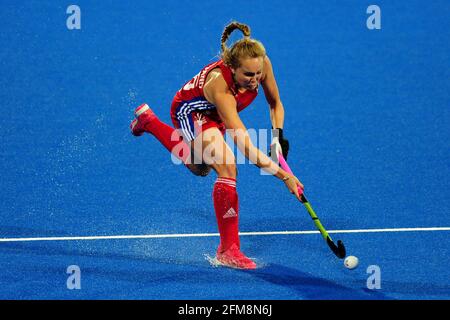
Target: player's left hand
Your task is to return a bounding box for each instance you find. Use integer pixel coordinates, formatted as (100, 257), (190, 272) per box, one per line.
(269, 128), (289, 162)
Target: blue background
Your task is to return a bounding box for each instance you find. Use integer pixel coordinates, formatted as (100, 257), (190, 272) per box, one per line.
(0, 0), (449, 299)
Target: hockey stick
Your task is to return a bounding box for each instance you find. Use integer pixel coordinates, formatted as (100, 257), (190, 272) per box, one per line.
(278, 153), (346, 259)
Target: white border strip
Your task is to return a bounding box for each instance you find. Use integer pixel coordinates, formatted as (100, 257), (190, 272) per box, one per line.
(0, 227), (449, 243)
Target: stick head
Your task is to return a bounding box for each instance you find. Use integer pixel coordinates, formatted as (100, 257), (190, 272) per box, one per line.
(327, 237), (346, 259)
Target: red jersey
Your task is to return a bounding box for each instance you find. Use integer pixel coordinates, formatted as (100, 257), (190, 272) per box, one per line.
(170, 60), (260, 141)
(171, 60), (259, 116)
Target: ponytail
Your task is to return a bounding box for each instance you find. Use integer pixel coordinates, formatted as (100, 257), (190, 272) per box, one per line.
(220, 21), (265, 69)
(221, 21), (251, 53)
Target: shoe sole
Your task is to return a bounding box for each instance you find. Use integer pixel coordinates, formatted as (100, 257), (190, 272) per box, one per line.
(135, 103), (150, 117)
(131, 104), (151, 136)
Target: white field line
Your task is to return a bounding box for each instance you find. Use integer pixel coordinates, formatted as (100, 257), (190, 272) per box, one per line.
(0, 227), (449, 243)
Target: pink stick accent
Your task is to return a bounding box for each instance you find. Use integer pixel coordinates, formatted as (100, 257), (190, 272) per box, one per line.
(278, 152), (304, 196)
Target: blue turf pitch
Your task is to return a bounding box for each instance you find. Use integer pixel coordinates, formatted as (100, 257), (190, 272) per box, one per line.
(0, 0), (449, 299)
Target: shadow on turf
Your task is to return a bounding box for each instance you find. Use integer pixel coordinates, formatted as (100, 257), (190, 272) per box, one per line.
(247, 263), (390, 300)
(3, 241), (448, 299)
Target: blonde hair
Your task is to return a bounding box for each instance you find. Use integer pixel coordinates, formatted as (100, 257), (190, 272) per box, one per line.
(220, 21), (266, 69)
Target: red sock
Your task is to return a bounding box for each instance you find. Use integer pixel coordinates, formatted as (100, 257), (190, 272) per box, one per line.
(213, 177), (240, 251)
(144, 117), (190, 163)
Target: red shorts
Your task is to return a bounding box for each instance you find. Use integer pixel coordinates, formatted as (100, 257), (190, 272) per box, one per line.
(170, 100), (226, 142)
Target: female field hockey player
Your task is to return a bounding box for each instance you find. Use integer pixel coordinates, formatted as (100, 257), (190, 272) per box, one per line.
(130, 21), (304, 269)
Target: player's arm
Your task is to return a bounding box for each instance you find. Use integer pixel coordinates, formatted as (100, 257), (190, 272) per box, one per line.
(261, 56), (285, 129)
(261, 56), (290, 160)
(204, 75), (287, 179)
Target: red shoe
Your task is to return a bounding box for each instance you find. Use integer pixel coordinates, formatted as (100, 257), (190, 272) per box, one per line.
(216, 243), (257, 270)
(130, 103), (157, 136)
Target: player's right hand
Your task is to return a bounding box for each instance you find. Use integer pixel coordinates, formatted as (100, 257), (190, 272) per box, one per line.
(283, 174), (304, 202)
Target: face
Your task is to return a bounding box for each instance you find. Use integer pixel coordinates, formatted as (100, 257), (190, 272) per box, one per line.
(232, 57), (264, 90)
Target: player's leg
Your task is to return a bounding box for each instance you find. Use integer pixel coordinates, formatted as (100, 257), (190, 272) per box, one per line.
(130, 103), (211, 176)
(192, 127), (256, 269)
(131, 103), (190, 161)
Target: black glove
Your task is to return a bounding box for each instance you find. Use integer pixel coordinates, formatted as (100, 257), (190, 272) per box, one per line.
(269, 128), (290, 161)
